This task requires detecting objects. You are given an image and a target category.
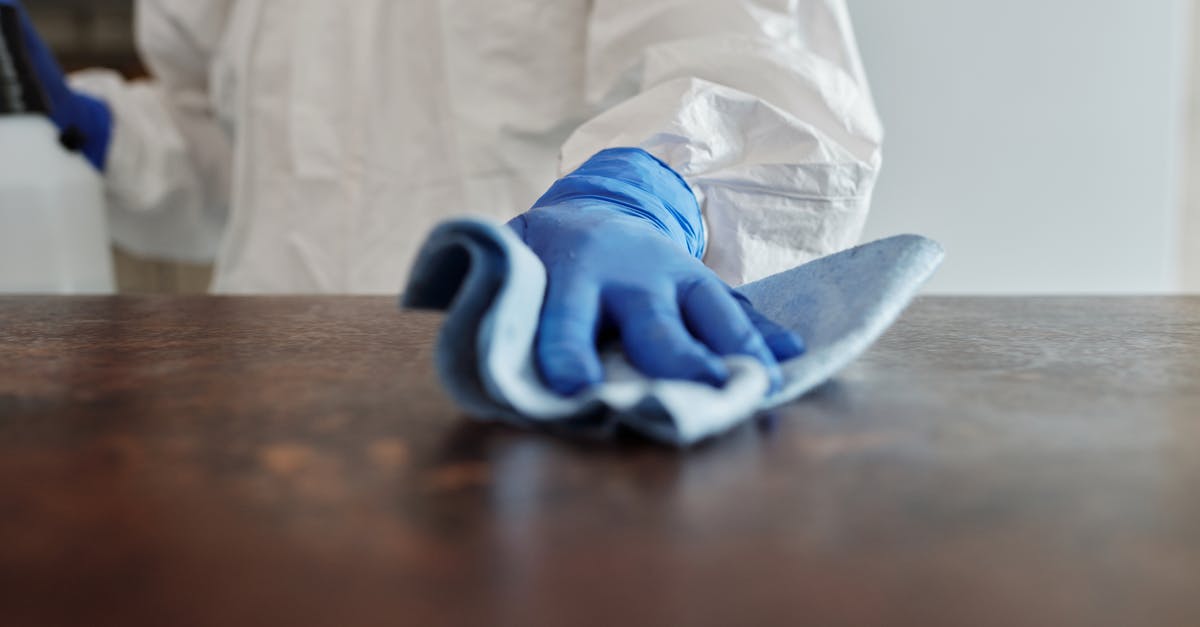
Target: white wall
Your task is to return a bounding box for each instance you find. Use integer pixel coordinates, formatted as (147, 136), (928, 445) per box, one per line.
(1184, 1), (1200, 292)
(848, 0), (1189, 294)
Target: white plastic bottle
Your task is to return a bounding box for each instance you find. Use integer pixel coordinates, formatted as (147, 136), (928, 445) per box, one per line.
(0, 6), (114, 294)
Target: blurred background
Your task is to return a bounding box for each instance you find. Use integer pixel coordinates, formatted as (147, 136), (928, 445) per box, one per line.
(23, 0), (1200, 294)
(853, 0), (1194, 294)
(23, 0), (211, 293)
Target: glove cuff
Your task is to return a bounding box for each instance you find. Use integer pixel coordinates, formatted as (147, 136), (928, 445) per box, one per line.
(533, 147), (706, 259)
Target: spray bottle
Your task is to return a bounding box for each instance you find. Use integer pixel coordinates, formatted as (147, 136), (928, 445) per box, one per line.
(0, 5), (114, 294)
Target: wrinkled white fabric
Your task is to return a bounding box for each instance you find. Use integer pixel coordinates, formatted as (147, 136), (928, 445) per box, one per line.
(70, 0), (882, 293)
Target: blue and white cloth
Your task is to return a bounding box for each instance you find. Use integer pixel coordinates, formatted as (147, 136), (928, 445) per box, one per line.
(403, 218), (943, 446)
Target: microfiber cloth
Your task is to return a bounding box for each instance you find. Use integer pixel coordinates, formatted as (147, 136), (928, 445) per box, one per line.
(402, 217), (944, 446)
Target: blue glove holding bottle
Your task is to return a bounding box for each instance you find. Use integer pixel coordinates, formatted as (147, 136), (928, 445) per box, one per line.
(509, 148), (805, 395)
(0, 0), (111, 170)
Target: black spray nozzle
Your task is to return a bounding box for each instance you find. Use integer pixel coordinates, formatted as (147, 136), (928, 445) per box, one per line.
(0, 4), (49, 115)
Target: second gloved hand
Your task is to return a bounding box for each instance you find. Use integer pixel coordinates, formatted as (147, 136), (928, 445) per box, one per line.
(508, 148), (806, 396)
(0, 0), (111, 170)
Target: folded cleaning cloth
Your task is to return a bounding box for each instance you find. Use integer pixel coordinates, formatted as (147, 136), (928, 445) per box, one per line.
(402, 217), (944, 446)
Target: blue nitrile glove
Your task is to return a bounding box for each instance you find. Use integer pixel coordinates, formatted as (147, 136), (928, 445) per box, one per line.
(0, 0), (112, 170)
(508, 147), (806, 396)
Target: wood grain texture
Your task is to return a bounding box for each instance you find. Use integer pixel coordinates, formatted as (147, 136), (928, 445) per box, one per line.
(1, 296), (1198, 627)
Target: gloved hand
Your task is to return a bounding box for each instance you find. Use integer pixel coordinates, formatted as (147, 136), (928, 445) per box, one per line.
(0, 1), (111, 170)
(508, 147), (805, 395)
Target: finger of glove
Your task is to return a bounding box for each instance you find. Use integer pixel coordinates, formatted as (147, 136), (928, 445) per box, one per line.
(536, 276), (604, 395)
(729, 292), (806, 361)
(681, 280), (782, 389)
(606, 290), (729, 386)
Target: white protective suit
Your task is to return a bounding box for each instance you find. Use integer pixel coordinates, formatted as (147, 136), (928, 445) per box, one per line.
(72, 0), (882, 294)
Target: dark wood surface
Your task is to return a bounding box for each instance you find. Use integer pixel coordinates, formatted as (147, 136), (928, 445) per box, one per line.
(1, 296), (1198, 627)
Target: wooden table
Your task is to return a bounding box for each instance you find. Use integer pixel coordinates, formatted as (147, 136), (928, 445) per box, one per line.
(1, 296), (1198, 627)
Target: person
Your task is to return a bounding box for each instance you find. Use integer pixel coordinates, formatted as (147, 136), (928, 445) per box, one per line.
(4, 0), (882, 395)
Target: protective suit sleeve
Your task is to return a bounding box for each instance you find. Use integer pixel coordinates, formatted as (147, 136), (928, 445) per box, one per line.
(68, 0), (233, 263)
(564, 0), (884, 286)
